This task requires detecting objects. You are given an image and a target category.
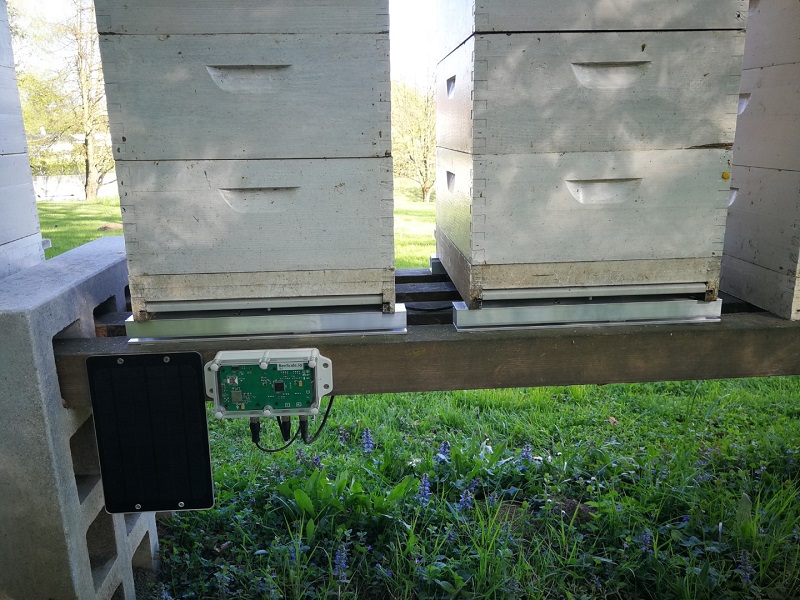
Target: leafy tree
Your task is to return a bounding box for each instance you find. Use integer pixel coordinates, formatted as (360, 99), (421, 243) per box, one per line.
(17, 70), (83, 176)
(392, 81), (436, 202)
(10, 0), (113, 201)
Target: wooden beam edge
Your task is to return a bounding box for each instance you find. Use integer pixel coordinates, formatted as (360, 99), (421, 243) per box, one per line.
(55, 312), (800, 408)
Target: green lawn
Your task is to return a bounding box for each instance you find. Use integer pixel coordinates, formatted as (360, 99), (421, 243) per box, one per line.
(394, 177), (436, 269)
(37, 197), (123, 259)
(157, 379), (800, 599)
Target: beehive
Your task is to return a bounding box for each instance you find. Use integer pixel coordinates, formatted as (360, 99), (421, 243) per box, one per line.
(435, 1), (745, 307)
(0, 1), (43, 279)
(721, 0), (800, 319)
(95, 0), (393, 320)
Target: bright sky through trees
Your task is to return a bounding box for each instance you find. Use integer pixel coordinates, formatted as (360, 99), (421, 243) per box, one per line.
(389, 0), (438, 89)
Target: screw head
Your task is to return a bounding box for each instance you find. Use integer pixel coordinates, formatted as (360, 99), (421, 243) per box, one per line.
(134, 503), (141, 510)
(178, 501), (185, 508)
(117, 358), (124, 365)
(163, 356), (171, 363)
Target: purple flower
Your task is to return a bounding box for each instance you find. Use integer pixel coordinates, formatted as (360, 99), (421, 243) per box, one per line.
(312, 455), (322, 468)
(458, 489), (474, 511)
(338, 427), (349, 445)
(375, 563), (393, 578)
(468, 478), (479, 494)
(362, 429), (375, 453)
(332, 544), (348, 582)
(435, 441), (450, 463)
(417, 473), (431, 505)
(521, 444), (534, 461)
(735, 551), (756, 584)
(640, 529), (653, 555)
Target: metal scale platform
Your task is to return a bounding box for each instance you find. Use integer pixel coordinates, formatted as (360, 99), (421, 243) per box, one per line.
(452, 283), (722, 331)
(126, 296), (407, 342)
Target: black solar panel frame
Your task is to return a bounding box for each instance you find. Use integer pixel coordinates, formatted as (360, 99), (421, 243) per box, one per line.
(86, 352), (214, 513)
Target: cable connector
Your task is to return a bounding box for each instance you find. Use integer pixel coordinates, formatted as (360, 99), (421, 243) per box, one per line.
(299, 416), (310, 444)
(278, 416), (292, 441)
(249, 417), (261, 445)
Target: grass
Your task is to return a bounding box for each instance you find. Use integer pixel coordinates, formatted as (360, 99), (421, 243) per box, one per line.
(36, 184), (800, 599)
(155, 380), (800, 599)
(394, 178), (436, 269)
(37, 196), (123, 259)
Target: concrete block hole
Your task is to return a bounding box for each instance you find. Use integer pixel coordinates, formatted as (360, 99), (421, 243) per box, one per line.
(133, 530), (157, 570)
(111, 582), (125, 600)
(70, 415), (101, 503)
(124, 512), (140, 536)
(93, 295), (118, 319)
(86, 510), (118, 591)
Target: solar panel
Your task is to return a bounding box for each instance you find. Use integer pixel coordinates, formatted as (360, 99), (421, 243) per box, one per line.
(86, 352), (214, 513)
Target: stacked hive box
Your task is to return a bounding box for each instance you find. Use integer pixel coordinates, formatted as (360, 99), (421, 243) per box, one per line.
(94, 0), (393, 321)
(0, 0), (43, 279)
(435, 1), (746, 308)
(721, 0), (800, 319)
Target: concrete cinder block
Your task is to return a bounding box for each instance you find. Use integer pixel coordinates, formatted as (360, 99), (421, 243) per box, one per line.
(0, 237), (157, 600)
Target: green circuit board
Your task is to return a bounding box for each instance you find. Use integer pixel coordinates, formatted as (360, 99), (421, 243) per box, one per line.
(217, 363), (314, 413)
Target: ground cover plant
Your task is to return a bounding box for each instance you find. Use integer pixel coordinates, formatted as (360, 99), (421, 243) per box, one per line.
(154, 379), (800, 600)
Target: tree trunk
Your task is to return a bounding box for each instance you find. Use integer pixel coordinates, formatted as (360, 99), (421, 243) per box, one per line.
(422, 185), (432, 202)
(84, 134), (99, 202)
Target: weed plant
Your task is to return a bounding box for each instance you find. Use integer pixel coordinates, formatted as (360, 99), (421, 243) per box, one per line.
(156, 379), (800, 599)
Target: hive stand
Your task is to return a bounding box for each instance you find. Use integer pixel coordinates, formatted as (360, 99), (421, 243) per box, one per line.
(0, 237), (158, 600)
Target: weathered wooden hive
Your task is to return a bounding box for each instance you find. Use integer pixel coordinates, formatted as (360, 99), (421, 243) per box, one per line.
(435, 0), (747, 308)
(94, 0), (393, 321)
(721, 0), (800, 319)
(1, 1), (43, 279)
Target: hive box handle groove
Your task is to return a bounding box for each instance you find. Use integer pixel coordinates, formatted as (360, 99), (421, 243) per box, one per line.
(565, 178), (643, 205)
(570, 62), (650, 89)
(737, 93), (751, 115)
(206, 65), (292, 93)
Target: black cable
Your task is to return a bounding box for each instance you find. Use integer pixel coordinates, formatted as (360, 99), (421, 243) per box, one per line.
(406, 305), (453, 313)
(247, 395), (336, 451)
(302, 394), (335, 444)
(249, 417), (300, 453)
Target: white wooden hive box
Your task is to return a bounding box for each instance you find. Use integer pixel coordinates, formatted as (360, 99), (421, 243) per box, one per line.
(120, 158), (394, 319)
(0, 154), (40, 247)
(436, 147), (731, 305)
(740, 0), (800, 70)
(94, 0), (389, 35)
(0, 58), (27, 156)
(93, 1), (395, 318)
(720, 0), (800, 319)
(0, 5), (43, 280)
(435, 0), (747, 62)
(100, 33), (390, 161)
(437, 32), (744, 155)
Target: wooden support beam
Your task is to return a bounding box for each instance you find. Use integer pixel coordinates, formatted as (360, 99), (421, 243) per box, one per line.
(55, 311), (800, 408)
